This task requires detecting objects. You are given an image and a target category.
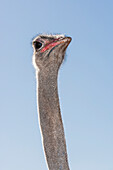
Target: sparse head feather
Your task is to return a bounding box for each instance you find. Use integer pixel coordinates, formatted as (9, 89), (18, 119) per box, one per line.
(32, 34), (65, 44)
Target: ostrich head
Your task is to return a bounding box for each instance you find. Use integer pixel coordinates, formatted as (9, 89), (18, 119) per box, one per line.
(32, 34), (72, 71)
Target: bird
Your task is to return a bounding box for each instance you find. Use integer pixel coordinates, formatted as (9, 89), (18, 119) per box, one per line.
(32, 34), (72, 170)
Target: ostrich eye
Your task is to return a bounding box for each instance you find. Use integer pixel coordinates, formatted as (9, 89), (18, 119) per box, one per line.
(34, 41), (42, 50)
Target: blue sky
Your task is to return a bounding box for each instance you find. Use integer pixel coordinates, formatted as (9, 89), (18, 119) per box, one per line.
(0, 0), (113, 170)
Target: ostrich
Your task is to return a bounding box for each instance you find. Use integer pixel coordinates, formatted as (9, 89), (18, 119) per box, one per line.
(32, 34), (72, 170)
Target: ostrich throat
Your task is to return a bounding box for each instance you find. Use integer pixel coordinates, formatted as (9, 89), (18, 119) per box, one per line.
(37, 65), (69, 170)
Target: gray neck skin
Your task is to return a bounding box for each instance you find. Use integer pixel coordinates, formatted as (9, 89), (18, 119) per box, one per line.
(36, 65), (70, 170)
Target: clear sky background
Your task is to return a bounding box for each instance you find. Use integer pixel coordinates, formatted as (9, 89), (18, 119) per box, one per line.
(0, 0), (113, 170)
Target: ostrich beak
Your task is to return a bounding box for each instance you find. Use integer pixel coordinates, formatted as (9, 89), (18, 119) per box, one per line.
(41, 36), (72, 53)
(61, 36), (72, 46)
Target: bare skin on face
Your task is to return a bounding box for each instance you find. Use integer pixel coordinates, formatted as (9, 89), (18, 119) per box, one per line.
(32, 34), (71, 170)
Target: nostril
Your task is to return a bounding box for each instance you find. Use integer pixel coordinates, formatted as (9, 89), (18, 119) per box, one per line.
(33, 41), (42, 50)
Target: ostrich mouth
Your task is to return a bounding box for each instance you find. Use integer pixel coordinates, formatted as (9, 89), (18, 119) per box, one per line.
(41, 36), (72, 53)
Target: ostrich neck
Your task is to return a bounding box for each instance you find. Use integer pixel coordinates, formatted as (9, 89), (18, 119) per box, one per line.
(36, 67), (70, 170)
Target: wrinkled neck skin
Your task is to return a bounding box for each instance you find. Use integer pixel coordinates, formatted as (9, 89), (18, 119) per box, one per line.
(36, 64), (70, 170)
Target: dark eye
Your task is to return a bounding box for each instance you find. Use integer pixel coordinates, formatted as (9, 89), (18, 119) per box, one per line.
(34, 41), (42, 50)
